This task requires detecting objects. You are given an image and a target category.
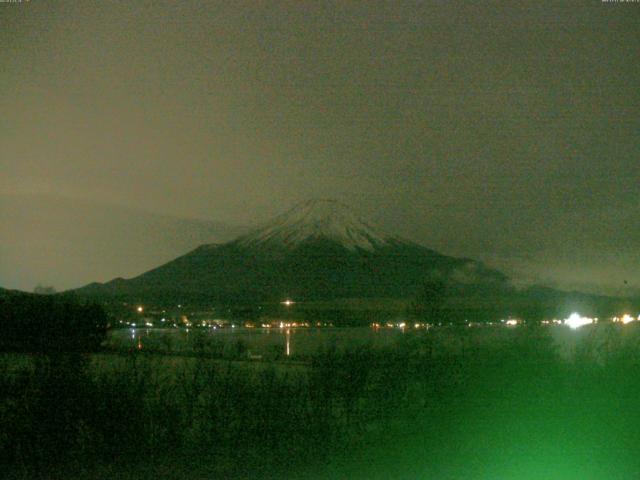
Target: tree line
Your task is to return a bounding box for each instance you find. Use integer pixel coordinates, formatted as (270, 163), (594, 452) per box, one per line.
(0, 292), (107, 353)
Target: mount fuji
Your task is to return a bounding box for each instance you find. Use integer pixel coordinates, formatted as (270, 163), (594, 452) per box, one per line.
(235, 199), (392, 252)
(75, 199), (511, 306)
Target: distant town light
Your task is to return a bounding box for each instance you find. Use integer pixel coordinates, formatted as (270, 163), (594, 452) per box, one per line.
(621, 314), (635, 325)
(564, 313), (593, 329)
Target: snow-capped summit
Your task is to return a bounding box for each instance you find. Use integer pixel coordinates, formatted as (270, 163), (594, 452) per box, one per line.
(236, 199), (391, 251)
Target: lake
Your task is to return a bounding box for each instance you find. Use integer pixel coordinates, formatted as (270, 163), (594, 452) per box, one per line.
(108, 326), (409, 358)
(106, 322), (637, 361)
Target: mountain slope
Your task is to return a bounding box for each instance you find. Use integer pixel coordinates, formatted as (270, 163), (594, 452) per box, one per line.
(76, 199), (509, 304)
(75, 199), (639, 320)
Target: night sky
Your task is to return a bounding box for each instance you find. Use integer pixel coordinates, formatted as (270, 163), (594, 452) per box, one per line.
(1, 1), (639, 294)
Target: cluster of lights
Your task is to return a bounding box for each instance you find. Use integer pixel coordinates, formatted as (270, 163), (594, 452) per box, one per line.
(562, 313), (640, 329)
(498, 318), (522, 326)
(259, 321), (311, 328)
(245, 321), (331, 328)
(121, 298), (640, 335)
(564, 313), (596, 329)
(371, 321), (431, 330)
(612, 314), (639, 325)
(279, 321), (309, 328)
(193, 319), (228, 328)
(124, 308), (640, 332)
(180, 315), (192, 328)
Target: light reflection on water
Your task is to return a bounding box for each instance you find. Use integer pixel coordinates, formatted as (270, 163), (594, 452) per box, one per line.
(111, 326), (407, 357)
(111, 323), (620, 360)
(285, 329), (290, 356)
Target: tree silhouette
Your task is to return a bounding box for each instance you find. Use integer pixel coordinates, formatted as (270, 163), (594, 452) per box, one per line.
(0, 293), (107, 353)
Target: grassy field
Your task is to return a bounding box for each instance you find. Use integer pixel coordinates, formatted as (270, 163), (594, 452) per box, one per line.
(2, 323), (640, 479)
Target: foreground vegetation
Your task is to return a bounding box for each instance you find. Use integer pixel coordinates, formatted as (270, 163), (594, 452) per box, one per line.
(2, 322), (640, 479)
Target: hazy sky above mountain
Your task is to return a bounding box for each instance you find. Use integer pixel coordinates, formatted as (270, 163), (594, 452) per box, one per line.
(1, 1), (639, 294)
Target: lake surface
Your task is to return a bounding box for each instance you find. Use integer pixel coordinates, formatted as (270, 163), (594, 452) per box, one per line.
(108, 326), (409, 358)
(107, 323), (638, 360)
